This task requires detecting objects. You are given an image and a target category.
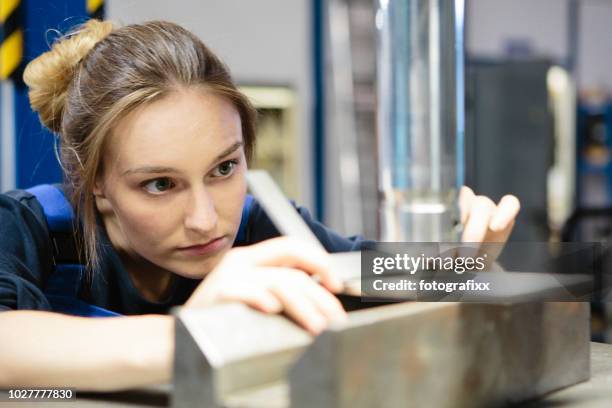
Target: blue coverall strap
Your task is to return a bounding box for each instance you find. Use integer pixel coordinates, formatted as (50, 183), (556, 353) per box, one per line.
(45, 264), (121, 317)
(45, 263), (83, 297)
(25, 184), (123, 318)
(235, 194), (254, 244)
(46, 294), (122, 317)
(25, 184), (74, 233)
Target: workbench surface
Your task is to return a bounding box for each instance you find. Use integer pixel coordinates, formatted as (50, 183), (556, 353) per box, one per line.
(2, 342), (612, 407)
(522, 341), (612, 408)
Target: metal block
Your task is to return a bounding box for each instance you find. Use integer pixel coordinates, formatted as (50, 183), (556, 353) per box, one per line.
(288, 302), (589, 408)
(173, 302), (589, 408)
(172, 304), (311, 408)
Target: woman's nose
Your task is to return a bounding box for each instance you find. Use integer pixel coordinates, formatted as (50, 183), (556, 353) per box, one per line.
(184, 188), (218, 233)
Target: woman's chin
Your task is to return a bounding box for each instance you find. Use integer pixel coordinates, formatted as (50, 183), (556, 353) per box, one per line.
(167, 250), (228, 280)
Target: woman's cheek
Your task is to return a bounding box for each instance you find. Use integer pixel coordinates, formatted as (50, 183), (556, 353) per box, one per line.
(219, 191), (245, 237)
(121, 200), (179, 244)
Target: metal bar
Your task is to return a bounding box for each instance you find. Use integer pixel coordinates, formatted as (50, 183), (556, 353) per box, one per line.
(375, 0), (464, 242)
(246, 170), (326, 251)
(172, 304), (311, 408)
(312, 0), (326, 221)
(288, 302), (589, 408)
(173, 302), (590, 407)
(1, 80), (15, 191)
(326, 0), (363, 235)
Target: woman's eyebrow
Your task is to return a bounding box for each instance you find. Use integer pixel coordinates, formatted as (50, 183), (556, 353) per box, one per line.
(214, 141), (243, 161)
(121, 141), (244, 176)
(122, 166), (178, 176)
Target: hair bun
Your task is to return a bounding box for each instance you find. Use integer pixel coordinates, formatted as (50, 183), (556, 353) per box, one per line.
(23, 19), (113, 133)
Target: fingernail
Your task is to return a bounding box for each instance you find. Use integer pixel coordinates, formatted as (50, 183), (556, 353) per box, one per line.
(489, 217), (505, 232)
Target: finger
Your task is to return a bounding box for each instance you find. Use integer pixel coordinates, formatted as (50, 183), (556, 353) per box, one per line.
(204, 277), (285, 313)
(489, 195), (521, 232)
(461, 195), (496, 243)
(269, 282), (328, 335)
(458, 186), (476, 225)
(302, 280), (347, 323)
(477, 219), (515, 265)
(484, 219), (516, 245)
(238, 290), (284, 314)
(240, 237), (343, 293)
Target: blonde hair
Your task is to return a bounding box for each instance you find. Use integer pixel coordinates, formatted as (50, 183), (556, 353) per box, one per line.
(23, 19), (257, 275)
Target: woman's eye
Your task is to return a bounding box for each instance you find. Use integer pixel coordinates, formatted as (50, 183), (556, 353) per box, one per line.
(142, 178), (175, 194)
(212, 160), (238, 178)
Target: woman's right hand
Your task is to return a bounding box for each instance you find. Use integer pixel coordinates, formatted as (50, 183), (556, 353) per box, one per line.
(184, 236), (347, 335)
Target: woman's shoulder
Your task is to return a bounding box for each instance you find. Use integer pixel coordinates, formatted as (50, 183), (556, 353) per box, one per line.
(0, 184), (75, 265)
(1, 187), (49, 230)
(0, 186), (56, 262)
(0, 186), (56, 311)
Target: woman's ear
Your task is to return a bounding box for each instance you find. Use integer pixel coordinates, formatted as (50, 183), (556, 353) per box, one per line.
(93, 179), (105, 198)
(93, 179), (115, 215)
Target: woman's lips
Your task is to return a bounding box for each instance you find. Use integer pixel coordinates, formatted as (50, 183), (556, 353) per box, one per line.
(177, 236), (227, 256)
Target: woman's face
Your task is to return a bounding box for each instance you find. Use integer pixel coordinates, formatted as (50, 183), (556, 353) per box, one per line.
(94, 87), (247, 279)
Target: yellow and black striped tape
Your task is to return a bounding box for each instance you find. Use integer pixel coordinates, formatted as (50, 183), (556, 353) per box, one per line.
(87, 0), (104, 20)
(0, 0), (23, 80)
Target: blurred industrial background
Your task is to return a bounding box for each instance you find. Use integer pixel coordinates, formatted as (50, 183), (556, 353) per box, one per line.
(2, 0), (612, 337)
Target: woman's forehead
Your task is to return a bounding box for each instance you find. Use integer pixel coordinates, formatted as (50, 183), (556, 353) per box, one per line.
(107, 89), (243, 170)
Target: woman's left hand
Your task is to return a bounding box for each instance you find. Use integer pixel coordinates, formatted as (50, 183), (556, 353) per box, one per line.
(459, 186), (520, 244)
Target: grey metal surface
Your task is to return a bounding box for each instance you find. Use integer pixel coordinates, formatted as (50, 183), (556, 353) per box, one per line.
(172, 304), (311, 408)
(1, 81), (16, 192)
(523, 341), (612, 408)
(375, 0), (464, 242)
(326, 0), (364, 236)
(287, 302), (589, 408)
(246, 170), (326, 251)
(172, 301), (589, 408)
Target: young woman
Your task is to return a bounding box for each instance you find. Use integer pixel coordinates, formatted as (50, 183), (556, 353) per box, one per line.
(0, 20), (519, 391)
